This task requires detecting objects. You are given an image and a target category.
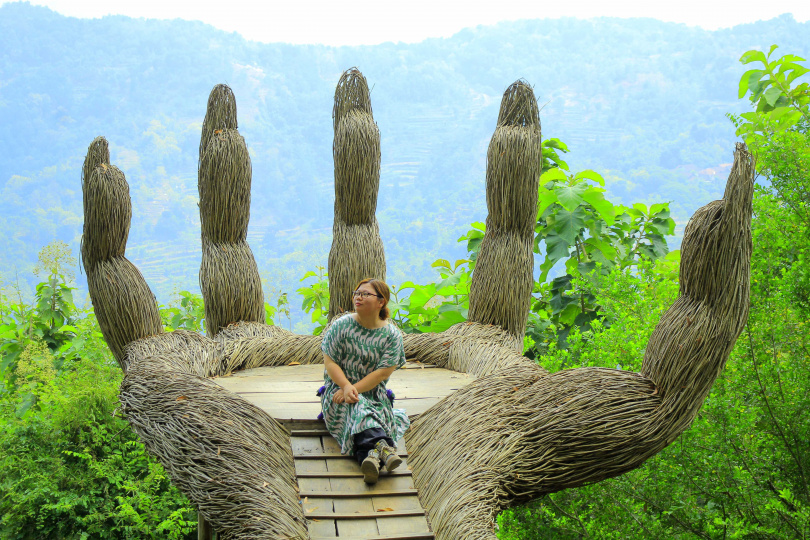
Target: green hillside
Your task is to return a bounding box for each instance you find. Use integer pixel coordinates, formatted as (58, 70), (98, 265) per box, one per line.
(1, 2), (808, 324)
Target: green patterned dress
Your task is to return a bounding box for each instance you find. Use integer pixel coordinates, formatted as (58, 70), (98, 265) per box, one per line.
(320, 314), (410, 455)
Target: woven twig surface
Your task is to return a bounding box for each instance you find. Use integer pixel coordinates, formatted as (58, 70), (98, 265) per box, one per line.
(200, 238), (265, 338)
(120, 339), (307, 540)
(214, 322), (324, 376)
(80, 137), (163, 369)
(199, 84), (238, 169)
(328, 69), (386, 320)
(405, 144), (754, 540)
(198, 85), (265, 337)
(199, 128), (252, 244)
(467, 81), (542, 340)
(404, 321), (528, 376)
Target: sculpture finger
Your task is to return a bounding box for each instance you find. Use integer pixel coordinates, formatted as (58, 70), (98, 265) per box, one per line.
(328, 68), (386, 319)
(642, 144), (754, 402)
(198, 85), (265, 337)
(80, 136), (163, 369)
(467, 81), (542, 343)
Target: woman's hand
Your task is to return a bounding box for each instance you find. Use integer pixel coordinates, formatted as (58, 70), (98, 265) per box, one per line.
(342, 384), (360, 404)
(333, 389), (345, 404)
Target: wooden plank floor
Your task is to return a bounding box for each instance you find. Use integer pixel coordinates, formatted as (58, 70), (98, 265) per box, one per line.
(211, 363), (473, 538)
(292, 424), (434, 540)
(212, 363), (475, 421)
(213, 363), (474, 540)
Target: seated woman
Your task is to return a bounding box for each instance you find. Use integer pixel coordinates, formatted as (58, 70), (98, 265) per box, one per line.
(320, 278), (410, 484)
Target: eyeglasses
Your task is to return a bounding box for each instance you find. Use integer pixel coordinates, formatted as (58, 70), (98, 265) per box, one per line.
(353, 291), (382, 299)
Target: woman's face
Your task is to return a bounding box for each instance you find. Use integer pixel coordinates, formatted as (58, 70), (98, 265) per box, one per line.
(353, 282), (385, 317)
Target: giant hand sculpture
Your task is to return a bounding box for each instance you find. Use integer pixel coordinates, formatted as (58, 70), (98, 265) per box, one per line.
(81, 68), (753, 540)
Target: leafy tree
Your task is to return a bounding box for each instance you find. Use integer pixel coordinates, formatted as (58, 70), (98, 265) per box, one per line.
(528, 164), (675, 355)
(1, 243), (79, 393)
(160, 290), (205, 333)
(1, 270), (196, 539)
(297, 266), (329, 335)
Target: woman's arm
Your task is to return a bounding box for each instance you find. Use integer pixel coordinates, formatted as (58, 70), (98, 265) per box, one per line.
(355, 366), (397, 394)
(324, 354), (359, 403)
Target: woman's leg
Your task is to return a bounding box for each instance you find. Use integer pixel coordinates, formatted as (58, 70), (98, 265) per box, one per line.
(352, 427), (393, 465)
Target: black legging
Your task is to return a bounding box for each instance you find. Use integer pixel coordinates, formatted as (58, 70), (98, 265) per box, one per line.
(353, 427), (394, 465)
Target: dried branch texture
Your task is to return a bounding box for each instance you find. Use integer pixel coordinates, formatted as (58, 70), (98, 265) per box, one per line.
(467, 81), (542, 341)
(328, 69), (386, 319)
(404, 321), (525, 375)
(118, 330), (316, 538)
(80, 137), (163, 369)
(198, 85), (265, 337)
(216, 329), (323, 375)
(641, 142), (754, 408)
(120, 333), (308, 540)
(406, 145), (754, 540)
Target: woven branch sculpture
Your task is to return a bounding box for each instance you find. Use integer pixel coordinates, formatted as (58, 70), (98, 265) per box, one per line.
(81, 70), (753, 540)
(329, 68), (386, 320)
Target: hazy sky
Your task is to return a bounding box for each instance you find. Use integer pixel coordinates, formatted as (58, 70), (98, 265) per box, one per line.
(4, 0), (809, 46)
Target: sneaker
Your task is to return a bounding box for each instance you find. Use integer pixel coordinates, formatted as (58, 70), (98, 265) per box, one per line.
(361, 449), (380, 484)
(375, 440), (403, 472)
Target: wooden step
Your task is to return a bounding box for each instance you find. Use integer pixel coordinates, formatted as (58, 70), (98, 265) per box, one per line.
(291, 429), (331, 437)
(310, 534), (434, 540)
(305, 509), (425, 520)
(290, 420), (432, 538)
(297, 470), (412, 478)
(295, 452), (408, 459)
(301, 489), (419, 498)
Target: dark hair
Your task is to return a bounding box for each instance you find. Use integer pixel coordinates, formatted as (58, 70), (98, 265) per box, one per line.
(356, 278), (390, 320)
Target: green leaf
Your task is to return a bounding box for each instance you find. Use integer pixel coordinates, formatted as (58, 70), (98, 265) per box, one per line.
(429, 310), (466, 333)
(739, 69), (765, 98)
(584, 238), (618, 261)
(543, 138), (569, 152)
(540, 168), (568, 183)
(650, 234), (669, 258)
(763, 86), (783, 107)
(551, 207), (587, 245)
(554, 183), (587, 211)
(740, 49), (767, 65)
(776, 110), (803, 129)
(543, 232), (571, 260)
(537, 187), (558, 218)
(581, 187), (616, 225)
(557, 303), (581, 326)
(466, 236), (483, 254)
(431, 259), (451, 270)
(564, 256), (580, 276)
(407, 284), (437, 311)
(538, 233), (570, 282)
(786, 65), (810, 84)
(649, 217), (676, 236)
(573, 169), (605, 186)
(437, 273), (462, 291)
(632, 202), (648, 216)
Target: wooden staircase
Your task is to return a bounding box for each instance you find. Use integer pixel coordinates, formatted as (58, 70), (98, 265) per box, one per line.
(289, 423), (435, 540)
